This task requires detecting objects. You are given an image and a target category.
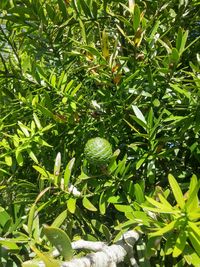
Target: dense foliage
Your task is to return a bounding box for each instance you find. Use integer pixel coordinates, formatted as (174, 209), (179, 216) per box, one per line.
(0, 0), (200, 266)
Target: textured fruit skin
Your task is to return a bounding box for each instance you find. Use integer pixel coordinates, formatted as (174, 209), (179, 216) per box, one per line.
(84, 137), (112, 165)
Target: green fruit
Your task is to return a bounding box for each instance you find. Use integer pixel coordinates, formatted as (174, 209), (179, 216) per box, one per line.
(84, 137), (112, 165)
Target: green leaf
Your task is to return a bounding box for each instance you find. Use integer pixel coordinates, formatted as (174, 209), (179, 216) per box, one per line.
(149, 20), (160, 40)
(169, 48), (180, 64)
(130, 115), (147, 131)
(54, 152), (61, 176)
(177, 29), (188, 55)
(188, 209), (200, 221)
(99, 191), (106, 215)
(114, 204), (133, 213)
(149, 220), (177, 237)
(58, 0), (68, 19)
(134, 183), (145, 204)
(79, 0), (93, 18)
(186, 176), (200, 212)
(27, 149), (38, 164)
(22, 259), (46, 267)
(33, 113), (42, 130)
(176, 28), (183, 52)
(30, 245), (60, 267)
(108, 195), (123, 203)
(33, 165), (49, 178)
(170, 83), (190, 99)
(183, 243), (200, 266)
(145, 196), (174, 211)
(128, 211), (151, 226)
(188, 221), (200, 240)
(15, 149), (24, 166)
(102, 29), (109, 59)
(132, 105), (147, 124)
(121, 70), (140, 86)
(168, 174), (185, 209)
(82, 197), (97, 211)
(51, 210), (68, 228)
(0, 240), (19, 252)
(18, 121), (30, 137)
(64, 158), (75, 188)
(27, 203), (36, 236)
(146, 236), (161, 258)
(136, 153), (148, 170)
(142, 205), (180, 214)
(81, 45), (106, 63)
(158, 38), (172, 53)
(37, 104), (54, 119)
(158, 194), (173, 209)
(102, 224), (112, 242)
(188, 230), (200, 257)
(5, 155), (12, 166)
(43, 225), (73, 261)
(133, 4), (140, 32)
(173, 228), (187, 257)
(165, 231), (178, 255)
(0, 208), (11, 230)
(67, 198), (76, 214)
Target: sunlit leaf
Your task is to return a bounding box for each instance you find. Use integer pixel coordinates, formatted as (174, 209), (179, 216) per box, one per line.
(67, 198), (76, 214)
(64, 158), (75, 188)
(173, 228), (187, 257)
(30, 245), (60, 267)
(149, 220), (177, 237)
(51, 210), (68, 228)
(168, 174), (185, 209)
(43, 225), (73, 261)
(82, 197), (97, 211)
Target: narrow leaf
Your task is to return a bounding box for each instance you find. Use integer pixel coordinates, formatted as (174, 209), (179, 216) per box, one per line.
(188, 221), (200, 240)
(158, 194), (173, 209)
(33, 165), (49, 178)
(114, 204), (133, 213)
(145, 196), (173, 211)
(132, 105), (146, 124)
(27, 203), (36, 236)
(64, 158), (75, 188)
(102, 29), (109, 59)
(30, 245), (60, 267)
(133, 4), (140, 31)
(183, 243), (200, 266)
(18, 121), (30, 137)
(54, 152), (61, 176)
(27, 149), (38, 164)
(5, 155), (12, 166)
(179, 30), (188, 55)
(82, 197), (97, 211)
(134, 183), (145, 203)
(188, 230), (200, 257)
(51, 210), (67, 228)
(67, 198), (76, 214)
(149, 220), (176, 237)
(33, 113), (42, 129)
(186, 176), (200, 212)
(168, 174), (185, 209)
(99, 191), (106, 215)
(173, 228), (187, 257)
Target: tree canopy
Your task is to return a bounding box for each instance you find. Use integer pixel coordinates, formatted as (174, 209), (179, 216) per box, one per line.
(0, 0), (200, 266)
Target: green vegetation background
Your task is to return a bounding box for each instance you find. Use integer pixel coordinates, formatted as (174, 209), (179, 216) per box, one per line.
(0, 0), (200, 266)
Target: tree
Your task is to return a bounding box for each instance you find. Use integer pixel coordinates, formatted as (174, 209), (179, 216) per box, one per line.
(0, 0), (200, 266)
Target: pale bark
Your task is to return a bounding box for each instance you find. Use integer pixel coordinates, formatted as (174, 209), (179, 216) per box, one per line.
(34, 230), (140, 267)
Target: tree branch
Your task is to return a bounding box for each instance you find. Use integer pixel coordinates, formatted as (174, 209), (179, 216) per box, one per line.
(30, 230), (140, 267)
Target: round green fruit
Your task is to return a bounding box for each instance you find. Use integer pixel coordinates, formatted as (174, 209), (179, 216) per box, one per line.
(84, 137), (112, 165)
